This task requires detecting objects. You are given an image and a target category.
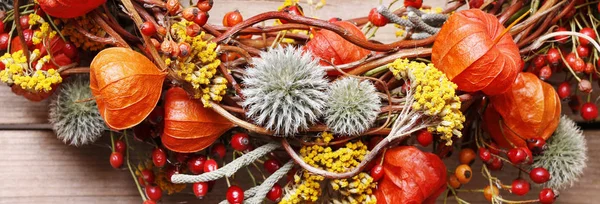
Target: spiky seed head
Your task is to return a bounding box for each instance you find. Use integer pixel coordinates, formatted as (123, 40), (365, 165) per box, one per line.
(325, 77), (381, 135)
(533, 115), (587, 190)
(242, 46), (328, 136)
(49, 76), (106, 146)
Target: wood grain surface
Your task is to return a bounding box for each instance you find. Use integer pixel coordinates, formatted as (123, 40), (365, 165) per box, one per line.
(0, 0), (598, 204)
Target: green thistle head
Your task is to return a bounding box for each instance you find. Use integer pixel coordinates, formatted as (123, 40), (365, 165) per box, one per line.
(325, 77), (381, 135)
(242, 46), (329, 136)
(533, 115), (587, 190)
(49, 76), (106, 146)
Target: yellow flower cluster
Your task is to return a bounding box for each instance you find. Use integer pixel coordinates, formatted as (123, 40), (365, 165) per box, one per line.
(389, 59), (465, 145)
(169, 20), (225, 107)
(317, 131), (334, 144)
(61, 16), (106, 51)
(279, 170), (324, 204)
(26, 13), (57, 45)
(283, 141), (376, 203)
(0, 51), (62, 92)
(135, 160), (186, 195)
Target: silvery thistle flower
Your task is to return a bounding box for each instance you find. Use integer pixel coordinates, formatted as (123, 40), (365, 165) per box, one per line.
(325, 77), (381, 135)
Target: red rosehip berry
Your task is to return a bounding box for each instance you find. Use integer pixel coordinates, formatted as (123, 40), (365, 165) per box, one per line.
(507, 147), (527, 164)
(576, 44), (590, 58)
(533, 55), (547, 68)
(368, 8), (388, 27)
(538, 65), (552, 80)
(19, 15), (30, 29)
(145, 185), (163, 201)
(416, 129), (433, 147)
(469, 0), (483, 8)
(539, 188), (556, 204)
(527, 137), (546, 156)
(152, 148), (167, 168)
(404, 0), (423, 8)
(266, 183), (283, 201)
(140, 22), (157, 36)
(546, 48), (561, 66)
(370, 164), (384, 182)
(487, 157), (503, 171)
(581, 102), (598, 121)
(109, 152), (124, 169)
(0, 33), (9, 50)
(194, 11), (209, 27)
(557, 82), (571, 99)
(585, 62), (595, 74)
(188, 155), (207, 174)
(511, 179), (531, 196)
(0, 21), (4, 33)
(193, 182), (209, 199)
(264, 158), (282, 174)
(211, 143), (227, 159)
(204, 159), (218, 173)
(579, 27), (597, 46)
(114, 140), (126, 154)
(138, 169), (155, 186)
(530, 167), (551, 184)
(478, 147), (492, 162)
(231, 132), (250, 151)
(226, 185), (244, 204)
(223, 10), (243, 27)
(62, 42), (78, 59)
(197, 0), (213, 12)
(328, 17), (342, 23)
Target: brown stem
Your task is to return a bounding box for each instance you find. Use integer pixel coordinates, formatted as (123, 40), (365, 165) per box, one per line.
(91, 11), (129, 48)
(347, 47), (432, 75)
(203, 24), (262, 56)
(489, 0), (505, 14)
(60, 67), (91, 76)
(220, 104), (245, 114)
(121, 0), (167, 71)
(517, 10), (554, 47)
(72, 20), (119, 45)
(442, 1), (465, 14)
(13, 0), (30, 66)
(551, 0), (575, 25)
(218, 45), (252, 61)
(212, 11), (435, 52)
(213, 24), (311, 35)
(218, 64), (245, 100)
(99, 8), (140, 42)
(498, 1), (523, 25)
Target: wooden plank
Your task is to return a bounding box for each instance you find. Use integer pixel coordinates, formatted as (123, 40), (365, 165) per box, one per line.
(1, 129), (599, 203)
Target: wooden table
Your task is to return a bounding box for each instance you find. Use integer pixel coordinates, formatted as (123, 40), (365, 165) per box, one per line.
(0, 0), (598, 203)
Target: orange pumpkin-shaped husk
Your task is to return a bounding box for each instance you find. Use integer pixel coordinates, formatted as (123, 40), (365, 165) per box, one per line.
(374, 146), (447, 204)
(162, 87), (235, 153)
(484, 72), (561, 148)
(304, 21), (370, 75)
(432, 9), (521, 95)
(38, 0), (107, 18)
(90, 47), (167, 130)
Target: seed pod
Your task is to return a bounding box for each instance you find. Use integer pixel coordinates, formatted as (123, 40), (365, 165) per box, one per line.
(166, 0), (181, 15)
(179, 42), (191, 57)
(578, 79), (592, 93)
(186, 24), (201, 37)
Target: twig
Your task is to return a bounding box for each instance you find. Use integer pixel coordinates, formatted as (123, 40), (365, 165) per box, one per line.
(212, 11), (435, 52)
(90, 11), (129, 48)
(13, 0), (30, 65)
(347, 47), (432, 75)
(121, 0), (167, 71)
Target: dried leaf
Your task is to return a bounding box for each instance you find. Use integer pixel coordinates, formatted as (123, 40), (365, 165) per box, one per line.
(432, 9), (521, 95)
(484, 72), (561, 148)
(374, 146), (447, 204)
(162, 87), (234, 153)
(304, 21), (370, 75)
(90, 47), (166, 130)
(38, 0), (106, 18)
